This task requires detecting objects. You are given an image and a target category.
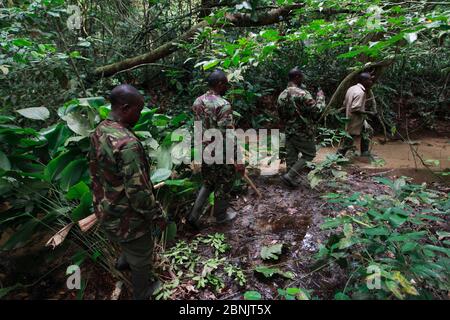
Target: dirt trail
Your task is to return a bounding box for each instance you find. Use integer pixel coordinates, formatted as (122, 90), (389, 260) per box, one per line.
(187, 135), (449, 299)
(317, 136), (449, 183)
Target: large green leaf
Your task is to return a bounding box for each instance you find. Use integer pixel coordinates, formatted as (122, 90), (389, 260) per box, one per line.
(70, 191), (93, 222)
(59, 159), (89, 191)
(16, 107), (50, 121)
(44, 150), (78, 181)
(62, 113), (91, 136)
(41, 123), (72, 155)
(66, 181), (90, 200)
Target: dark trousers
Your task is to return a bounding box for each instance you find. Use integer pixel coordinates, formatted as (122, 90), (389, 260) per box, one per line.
(337, 134), (370, 156)
(286, 135), (317, 171)
(119, 232), (154, 300)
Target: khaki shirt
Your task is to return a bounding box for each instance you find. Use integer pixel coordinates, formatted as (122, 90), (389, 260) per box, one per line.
(344, 83), (367, 136)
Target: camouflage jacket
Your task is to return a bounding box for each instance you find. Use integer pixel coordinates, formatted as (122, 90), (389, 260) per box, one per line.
(277, 82), (326, 140)
(192, 90), (234, 132)
(192, 90), (235, 164)
(89, 116), (161, 243)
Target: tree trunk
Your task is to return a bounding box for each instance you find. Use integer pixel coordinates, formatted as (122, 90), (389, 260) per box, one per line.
(94, 4), (303, 77)
(320, 59), (394, 120)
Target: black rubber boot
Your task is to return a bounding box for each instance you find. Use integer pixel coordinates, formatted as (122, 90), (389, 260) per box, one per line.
(187, 185), (211, 229)
(214, 199), (237, 224)
(131, 270), (151, 300)
(281, 159), (306, 188)
(360, 135), (371, 157)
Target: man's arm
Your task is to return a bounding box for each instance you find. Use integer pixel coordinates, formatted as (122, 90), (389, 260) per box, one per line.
(118, 140), (159, 221)
(217, 100), (234, 129)
(350, 92), (376, 116)
(295, 89), (326, 118)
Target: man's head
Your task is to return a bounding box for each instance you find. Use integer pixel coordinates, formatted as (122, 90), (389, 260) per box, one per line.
(288, 67), (304, 85)
(359, 72), (375, 89)
(207, 69), (229, 96)
(109, 84), (145, 127)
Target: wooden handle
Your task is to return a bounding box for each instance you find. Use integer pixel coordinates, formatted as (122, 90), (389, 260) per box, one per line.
(244, 173), (262, 199)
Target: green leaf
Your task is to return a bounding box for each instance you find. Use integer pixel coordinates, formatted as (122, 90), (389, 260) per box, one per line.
(164, 179), (193, 187)
(0, 115), (15, 123)
(423, 245), (450, 257)
(40, 123), (72, 155)
(388, 214), (408, 227)
(385, 280), (404, 299)
(244, 291), (261, 300)
(151, 168), (172, 183)
(45, 150), (78, 181)
(364, 226), (390, 236)
(59, 159), (88, 191)
(286, 287), (310, 300)
(12, 38), (32, 47)
(388, 231), (426, 242)
(70, 191), (93, 222)
(255, 266), (294, 279)
(61, 112), (91, 136)
(260, 243), (283, 260)
(16, 107), (50, 121)
(202, 59), (220, 71)
(0, 151), (11, 171)
(66, 181), (90, 200)
(401, 242), (417, 253)
(334, 292), (351, 300)
(343, 223), (353, 237)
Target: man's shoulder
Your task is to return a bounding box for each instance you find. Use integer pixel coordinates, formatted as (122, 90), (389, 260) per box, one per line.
(348, 84), (365, 95)
(288, 86), (310, 97)
(195, 92), (229, 108)
(94, 121), (138, 150)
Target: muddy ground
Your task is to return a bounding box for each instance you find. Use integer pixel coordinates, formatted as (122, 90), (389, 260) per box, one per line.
(1, 136), (449, 300)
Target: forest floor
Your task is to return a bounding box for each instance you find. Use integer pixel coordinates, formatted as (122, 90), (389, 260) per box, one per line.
(1, 135), (449, 300)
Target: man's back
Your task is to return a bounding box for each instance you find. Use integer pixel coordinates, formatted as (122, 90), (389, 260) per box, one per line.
(277, 83), (324, 139)
(344, 83), (367, 135)
(89, 119), (156, 242)
(192, 90), (233, 131)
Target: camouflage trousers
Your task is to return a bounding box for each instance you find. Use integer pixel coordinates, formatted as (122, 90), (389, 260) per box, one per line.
(201, 163), (236, 202)
(118, 232), (154, 300)
(286, 135), (317, 171)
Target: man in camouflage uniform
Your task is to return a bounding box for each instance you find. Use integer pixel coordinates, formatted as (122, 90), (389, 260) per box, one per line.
(188, 70), (239, 229)
(337, 72), (376, 157)
(89, 84), (164, 300)
(277, 67), (326, 188)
